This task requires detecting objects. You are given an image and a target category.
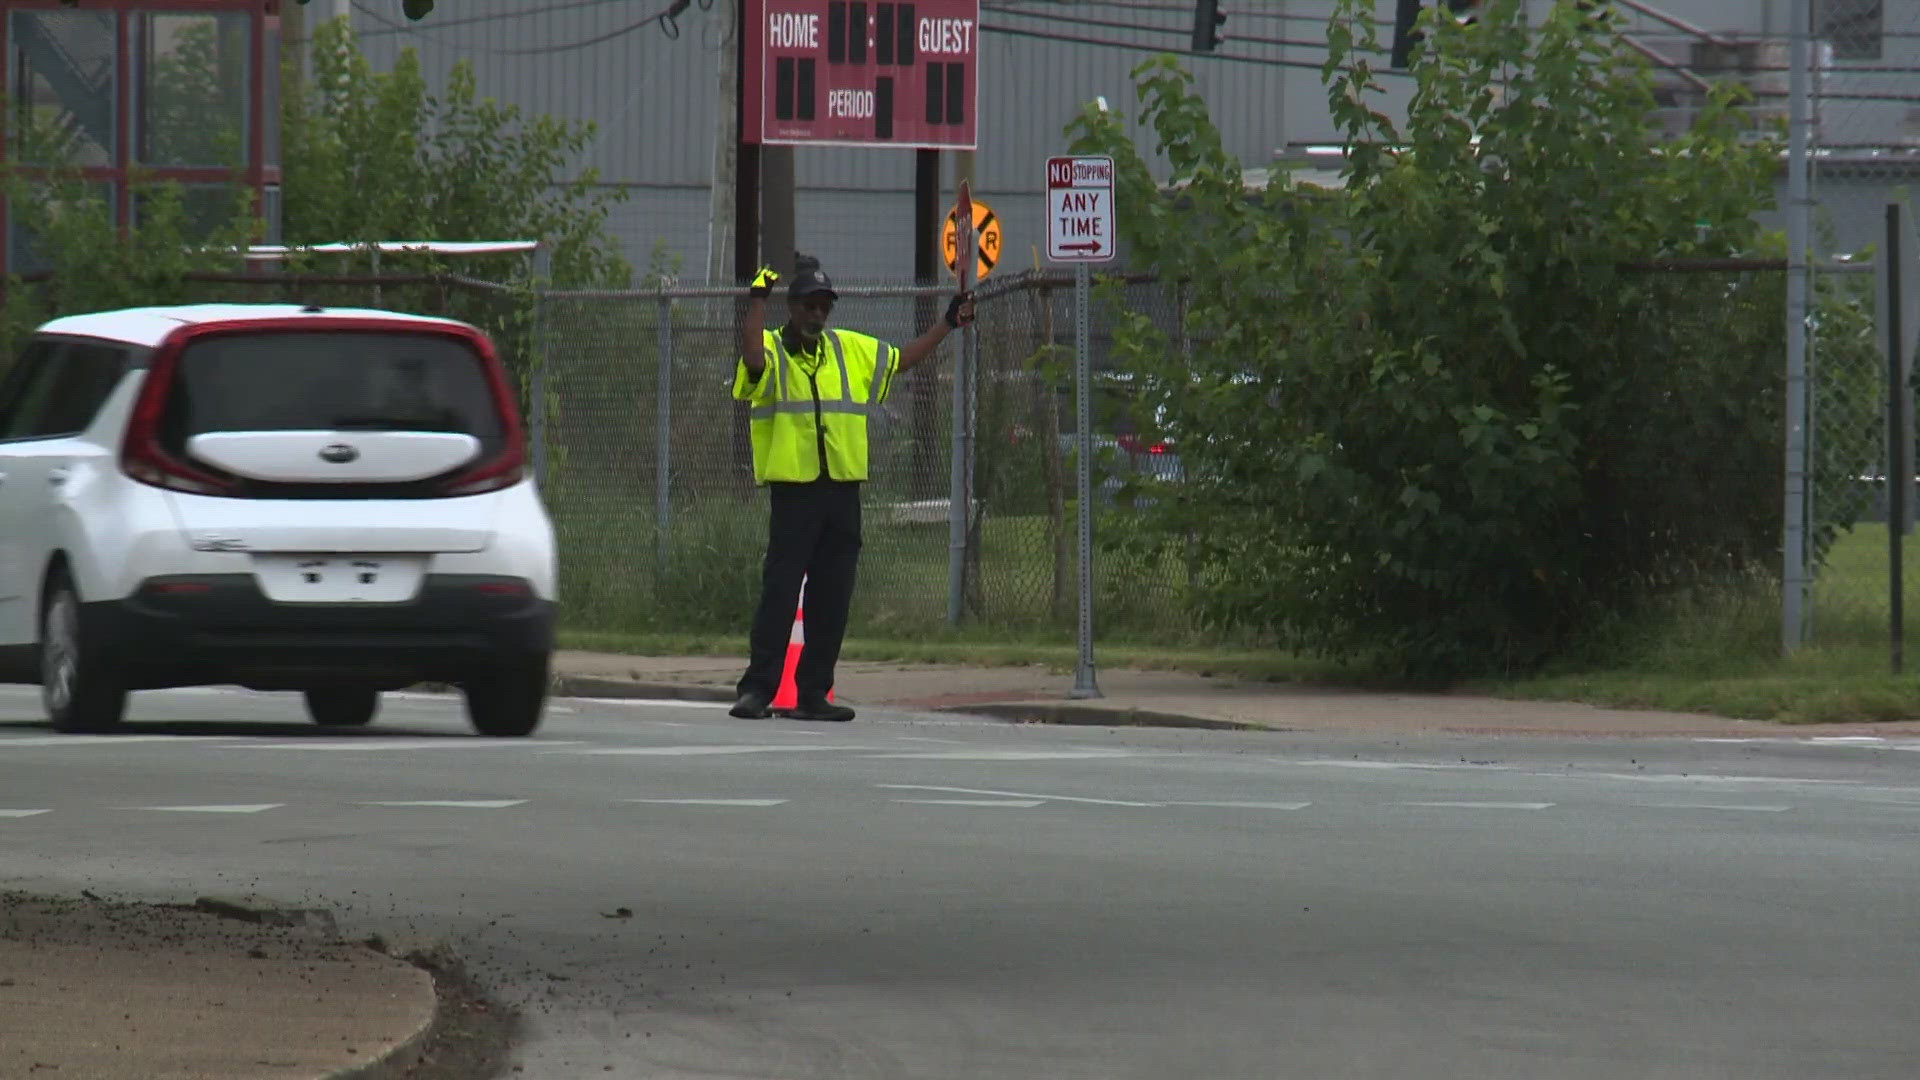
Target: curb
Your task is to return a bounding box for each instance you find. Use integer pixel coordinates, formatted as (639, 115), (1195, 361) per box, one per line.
(939, 702), (1272, 732)
(320, 945), (455, 1068)
(551, 675), (735, 703)
(548, 674), (1270, 732)
(185, 896), (442, 1080)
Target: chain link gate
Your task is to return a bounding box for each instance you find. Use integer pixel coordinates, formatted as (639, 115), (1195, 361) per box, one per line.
(523, 276), (1197, 641)
(1800, 0), (1920, 656)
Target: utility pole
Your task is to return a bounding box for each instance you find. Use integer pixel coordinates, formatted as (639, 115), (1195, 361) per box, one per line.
(706, 0), (737, 289)
(762, 146), (796, 279)
(911, 149), (942, 500)
(733, 0), (760, 288)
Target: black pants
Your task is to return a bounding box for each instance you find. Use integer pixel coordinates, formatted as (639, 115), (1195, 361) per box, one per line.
(738, 479), (863, 701)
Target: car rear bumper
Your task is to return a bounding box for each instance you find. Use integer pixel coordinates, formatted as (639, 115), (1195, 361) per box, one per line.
(85, 574), (555, 690)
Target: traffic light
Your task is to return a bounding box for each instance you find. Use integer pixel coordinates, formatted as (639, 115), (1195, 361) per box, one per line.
(1190, 0), (1225, 53)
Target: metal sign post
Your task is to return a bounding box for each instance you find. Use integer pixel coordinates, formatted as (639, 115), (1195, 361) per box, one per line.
(948, 181), (978, 626)
(1046, 154), (1116, 699)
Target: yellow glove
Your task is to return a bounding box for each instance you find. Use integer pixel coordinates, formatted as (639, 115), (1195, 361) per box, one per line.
(749, 265), (779, 298)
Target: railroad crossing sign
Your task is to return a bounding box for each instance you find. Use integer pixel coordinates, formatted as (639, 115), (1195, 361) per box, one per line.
(944, 191), (998, 280)
(1046, 154), (1116, 263)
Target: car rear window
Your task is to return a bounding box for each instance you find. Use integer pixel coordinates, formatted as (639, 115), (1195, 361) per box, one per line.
(157, 331), (504, 457)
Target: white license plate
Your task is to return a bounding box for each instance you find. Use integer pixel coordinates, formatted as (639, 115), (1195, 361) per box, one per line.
(252, 554), (426, 603)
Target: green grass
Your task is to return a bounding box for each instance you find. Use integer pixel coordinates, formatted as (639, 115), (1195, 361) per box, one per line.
(560, 521), (1920, 724)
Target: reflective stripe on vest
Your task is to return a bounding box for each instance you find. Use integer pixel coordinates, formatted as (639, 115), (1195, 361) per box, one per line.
(746, 329), (880, 482)
(751, 333), (866, 421)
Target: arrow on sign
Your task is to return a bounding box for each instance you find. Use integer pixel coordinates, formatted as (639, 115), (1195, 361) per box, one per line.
(1057, 241), (1104, 254)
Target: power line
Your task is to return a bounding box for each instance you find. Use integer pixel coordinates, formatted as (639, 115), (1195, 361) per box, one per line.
(350, 0), (634, 39)
(983, 4), (1388, 55)
(349, 0), (694, 52)
(981, 22), (1391, 75)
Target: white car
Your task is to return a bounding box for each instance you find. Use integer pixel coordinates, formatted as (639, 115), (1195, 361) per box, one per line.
(0, 304), (557, 736)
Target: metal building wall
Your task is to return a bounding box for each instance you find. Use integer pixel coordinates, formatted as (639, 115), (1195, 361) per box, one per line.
(339, 0), (1292, 282)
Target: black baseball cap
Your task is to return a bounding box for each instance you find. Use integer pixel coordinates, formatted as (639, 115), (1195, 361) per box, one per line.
(788, 259), (837, 301)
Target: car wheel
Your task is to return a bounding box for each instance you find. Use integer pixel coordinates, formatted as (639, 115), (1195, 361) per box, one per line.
(304, 688), (379, 727)
(462, 654), (549, 737)
(41, 573), (126, 734)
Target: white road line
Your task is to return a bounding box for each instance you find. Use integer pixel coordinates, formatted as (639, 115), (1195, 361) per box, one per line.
(877, 784), (1161, 807)
(1397, 801), (1556, 810)
(0, 809), (51, 818)
(621, 798), (788, 807)
(866, 750), (1142, 761)
(554, 745), (873, 756)
(893, 799), (1046, 808)
(363, 800), (527, 809)
(892, 737), (965, 744)
(1166, 801), (1313, 810)
(1627, 802), (1793, 813)
(224, 740), (586, 751)
(0, 735), (236, 748)
(1292, 760), (1511, 771)
(1535, 772), (1861, 786)
(568, 698), (734, 709)
(129, 804), (284, 814)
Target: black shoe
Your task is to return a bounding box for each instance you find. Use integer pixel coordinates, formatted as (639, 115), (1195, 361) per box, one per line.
(784, 697), (855, 722)
(729, 690), (773, 719)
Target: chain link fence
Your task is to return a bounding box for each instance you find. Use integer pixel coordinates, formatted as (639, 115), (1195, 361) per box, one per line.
(0, 258), (1804, 649)
(1802, 0), (1920, 652)
(530, 276), (1195, 639)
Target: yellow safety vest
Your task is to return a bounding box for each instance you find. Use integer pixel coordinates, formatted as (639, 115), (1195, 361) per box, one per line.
(733, 328), (898, 483)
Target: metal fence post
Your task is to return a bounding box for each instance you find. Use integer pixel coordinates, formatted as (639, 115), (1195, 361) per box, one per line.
(1783, 0), (1812, 653)
(947, 309), (971, 627)
(1883, 201), (1916, 672)
(657, 290), (675, 584)
(1071, 264), (1101, 699)
(530, 242), (552, 492)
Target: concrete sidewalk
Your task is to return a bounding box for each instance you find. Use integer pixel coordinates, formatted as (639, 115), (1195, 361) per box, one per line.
(548, 648), (1920, 739)
(18, 649), (1920, 1080)
(0, 892), (440, 1080)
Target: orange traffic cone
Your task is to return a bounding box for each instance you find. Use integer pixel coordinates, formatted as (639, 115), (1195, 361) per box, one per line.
(770, 578), (831, 710)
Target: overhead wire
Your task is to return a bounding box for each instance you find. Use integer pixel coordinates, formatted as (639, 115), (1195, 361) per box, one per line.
(349, 0), (690, 52)
(349, 0), (635, 39)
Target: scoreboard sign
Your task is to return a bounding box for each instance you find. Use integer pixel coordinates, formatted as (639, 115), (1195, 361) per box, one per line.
(745, 0), (980, 149)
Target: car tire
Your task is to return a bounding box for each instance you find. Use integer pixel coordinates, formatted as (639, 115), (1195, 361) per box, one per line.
(41, 572), (127, 734)
(304, 688), (379, 728)
(463, 655), (549, 738)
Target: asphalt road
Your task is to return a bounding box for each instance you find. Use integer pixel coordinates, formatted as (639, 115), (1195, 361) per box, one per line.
(4, 686), (1920, 1079)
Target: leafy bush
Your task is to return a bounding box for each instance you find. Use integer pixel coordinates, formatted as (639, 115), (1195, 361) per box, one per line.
(1067, 0), (1793, 681)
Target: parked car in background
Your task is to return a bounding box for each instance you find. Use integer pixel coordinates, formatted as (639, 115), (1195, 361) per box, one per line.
(0, 304), (556, 735)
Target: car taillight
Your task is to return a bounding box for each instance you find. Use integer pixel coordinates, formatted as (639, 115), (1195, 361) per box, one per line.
(120, 350), (240, 496)
(432, 343), (528, 496)
(1148, 443), (1168, 454)
(436, 440), (526, 496)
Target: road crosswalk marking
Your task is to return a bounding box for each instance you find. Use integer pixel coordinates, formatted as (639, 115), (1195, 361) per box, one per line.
(894, 799), (1046, 807)
(1167, 801), (1312, 810)
(876, 784), (1160, 807)
(128, 804), (284, 814)
(1398, 801), (1555, 810)
(621, 798), (788, 807)
(364, 800), (528, 809)
(554, 745), (873, 756)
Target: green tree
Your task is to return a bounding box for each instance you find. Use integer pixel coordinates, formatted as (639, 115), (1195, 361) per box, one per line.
(1066, 0), (1792, 680)
(283, 19), (630, 287)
